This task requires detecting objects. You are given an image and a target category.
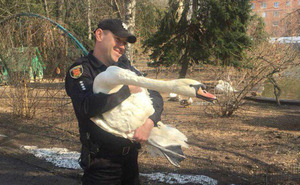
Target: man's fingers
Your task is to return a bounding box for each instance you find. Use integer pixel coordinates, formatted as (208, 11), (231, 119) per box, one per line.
(133, 132), (146, 144)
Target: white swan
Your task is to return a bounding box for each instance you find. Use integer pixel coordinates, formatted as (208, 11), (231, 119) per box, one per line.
(91, 66), (216, 167)
(215, 80), (238, 93)
(168, 93), (182, 102)
(180, 97), (193, 107)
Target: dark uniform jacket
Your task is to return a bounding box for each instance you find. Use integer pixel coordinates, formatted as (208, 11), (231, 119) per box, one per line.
(65, 51), (163, 149)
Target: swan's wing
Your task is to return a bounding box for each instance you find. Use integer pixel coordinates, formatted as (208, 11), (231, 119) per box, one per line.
(90, 90), (155, 139)
(101, 90), (154, 132)
(91, 116), (129, 139)
(145, 121), (188, 167)
(147, 140), (186, 167)
(151, 122), (188, 148)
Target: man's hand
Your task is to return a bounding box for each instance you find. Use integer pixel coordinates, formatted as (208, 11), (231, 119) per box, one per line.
(128, 85), (142, 94)
(133, 118), (154, 144)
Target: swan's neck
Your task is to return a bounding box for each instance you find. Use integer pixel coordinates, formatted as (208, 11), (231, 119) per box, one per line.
(94, 66), (197, 97)
(116, 70), (195, 97)
(121, 76), (173, 92)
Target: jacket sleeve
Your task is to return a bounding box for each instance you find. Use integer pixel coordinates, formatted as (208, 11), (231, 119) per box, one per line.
(117, 55), (164, 125)
(65, 64), (131, 118)
(147, 89), (164, 125)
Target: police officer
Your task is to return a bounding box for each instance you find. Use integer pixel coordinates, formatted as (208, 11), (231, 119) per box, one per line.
(65, 19), (163, 185)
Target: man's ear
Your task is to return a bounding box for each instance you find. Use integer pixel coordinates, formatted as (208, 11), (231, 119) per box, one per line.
(94, 28), (103, 42)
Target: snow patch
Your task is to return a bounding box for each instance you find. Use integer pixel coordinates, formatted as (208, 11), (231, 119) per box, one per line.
(140, 172), (218, 185)
(21, 145), (81, 169)
(21, 146), (220, 185)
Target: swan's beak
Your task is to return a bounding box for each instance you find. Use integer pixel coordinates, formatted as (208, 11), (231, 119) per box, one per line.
(191, 84), (217, 102)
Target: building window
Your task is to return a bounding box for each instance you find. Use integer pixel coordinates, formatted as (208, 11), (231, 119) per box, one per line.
(262, 12), (266, 17)
(261, 2), (267, 8)
(274, 2), (279, 8)
(251, 3), (255, 9)
(273, 21), (279, 26)
(286, 1), (291, 6)
(273, 11), (279, 17)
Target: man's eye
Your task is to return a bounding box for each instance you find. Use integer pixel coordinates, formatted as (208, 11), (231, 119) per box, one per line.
(115, 37), (127, 45)
(115, 37), (121, 42)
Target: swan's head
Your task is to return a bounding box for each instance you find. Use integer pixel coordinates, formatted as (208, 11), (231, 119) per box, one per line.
(190, 83), (216, 102)
(173, 79), (216, 102)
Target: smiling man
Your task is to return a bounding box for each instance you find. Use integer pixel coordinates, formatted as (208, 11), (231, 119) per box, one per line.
(65, 19), (163, 185)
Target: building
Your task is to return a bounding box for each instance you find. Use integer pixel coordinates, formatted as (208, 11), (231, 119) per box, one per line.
(251, 0), (300, 36)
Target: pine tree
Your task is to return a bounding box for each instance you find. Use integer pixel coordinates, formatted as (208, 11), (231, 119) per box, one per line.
(144, 0), (253, 78)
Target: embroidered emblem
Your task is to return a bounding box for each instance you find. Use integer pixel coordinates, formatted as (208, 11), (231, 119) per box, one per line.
(79, 81), (86, 91)
(70, 65), (83, 79)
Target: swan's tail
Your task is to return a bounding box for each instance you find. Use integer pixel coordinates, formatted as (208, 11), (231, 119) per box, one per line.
(146, 121), (188, 167)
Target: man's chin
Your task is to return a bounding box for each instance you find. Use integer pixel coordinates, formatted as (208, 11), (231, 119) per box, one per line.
(113, 55), (122, 62)
(107, 59), (119, 66)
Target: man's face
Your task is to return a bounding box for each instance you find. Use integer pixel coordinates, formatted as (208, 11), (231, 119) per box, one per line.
(100, 30), (127, 65)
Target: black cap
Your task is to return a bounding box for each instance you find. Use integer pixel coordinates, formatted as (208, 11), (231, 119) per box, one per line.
(95, 19), (136, 43)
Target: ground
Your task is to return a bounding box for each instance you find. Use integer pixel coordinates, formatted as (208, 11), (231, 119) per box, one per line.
(0, 70), (299, 185)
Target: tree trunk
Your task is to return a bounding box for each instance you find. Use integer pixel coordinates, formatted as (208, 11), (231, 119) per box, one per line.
(269, 75), (281, 106)
(65, 1), (70, 19)
(87, 0), (92, 40)
(179, 45), (189, 78)
(191, 0), (198, 19)
(56, 0), (64, 23)
(179, 56), (189, 78)
(124, 0), (136, 62)
(170, 0), (184, 23)
(43, 0), (50, 17)
(112, 0), (122, 19)
(25, 0), (31, 12)
(177, 0), (195, 78)
(271, 77), (281, 106)
(274, 85), (281, 106)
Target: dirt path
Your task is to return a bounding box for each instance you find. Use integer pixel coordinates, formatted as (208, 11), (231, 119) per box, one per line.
(0, 126), (81, 185)
(0, 150), (81, 185)
(0, 98), (299, 185)
(0, 111), (82, 185)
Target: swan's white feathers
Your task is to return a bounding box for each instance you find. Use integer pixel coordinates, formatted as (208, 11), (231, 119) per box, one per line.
(150, 122), (188, 148)
(91, 117), (129, 139)
(169, 93), (178, 98)
(93, 89), (154, 137)
(94, 66), (203, 97)
(215, 80), (237, 93)
(91, 66), (192, 167)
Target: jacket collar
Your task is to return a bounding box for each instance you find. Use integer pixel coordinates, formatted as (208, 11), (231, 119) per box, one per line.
(87, 51), (107, 70)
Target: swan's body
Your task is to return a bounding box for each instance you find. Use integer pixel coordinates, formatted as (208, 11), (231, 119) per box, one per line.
(93, 88), (154, 139)
(91, 66), (215, 167)
(215, 80), (237, 93)
(168, 93), (182, 102)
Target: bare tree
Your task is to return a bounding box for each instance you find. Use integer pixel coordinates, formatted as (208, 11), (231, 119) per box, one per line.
(209, 41), (299, 117)
(112, 0), (122, 19)
(173, 0), (184, 22)
(43, 0), (50, 18)
(124, 0), (136, 61)
(87, 0), (92, 40)
(56, 0), (64, 23)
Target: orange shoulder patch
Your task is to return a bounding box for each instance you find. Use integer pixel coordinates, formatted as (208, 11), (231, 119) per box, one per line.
(70, 65), (83, 79)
